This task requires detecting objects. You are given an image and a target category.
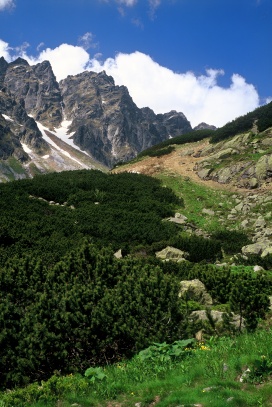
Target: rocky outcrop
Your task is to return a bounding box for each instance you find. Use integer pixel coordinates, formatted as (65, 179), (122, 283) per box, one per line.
(195, 129), (272, 189)
(0, 89), (49, 159)
(60, 71), (192, 167)
(193, 122), (216, 131)
(3, 58), (62, 129)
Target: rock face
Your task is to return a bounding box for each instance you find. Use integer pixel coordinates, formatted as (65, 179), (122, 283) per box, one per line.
(3, 57), (62, 129)
(195, 129), (272, 189)
(0, 56), (193, 174)
(59, 71), (192, 167)
(193, 122), (216, 131)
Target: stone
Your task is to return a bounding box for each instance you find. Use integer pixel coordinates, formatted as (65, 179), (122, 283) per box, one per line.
(241, 219), (249, 228)
(202, 208), (215, 216)
(197, 168), (213, 179)
(168, 213), (188, 225)
(253, 265), (264, 272)
(242, 242), (270, 256)
(155, 246), (188, 262)
(179, 279), (213, 305)
(191, 310), (245, 330)
(254, 217), (266, 229)
(114, 249), (122, 259)
(261, 247), (272, 258)
(175, 212), (188, 221)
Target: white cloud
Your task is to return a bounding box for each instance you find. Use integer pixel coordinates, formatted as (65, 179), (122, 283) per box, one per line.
(266, 97), (272, 104)
(78, 32), (98, 50)
(0, 39), (260, 127)
(148, 0), (161, 18)
(0, 39), (11, 60)
(88, 51), (260, 127)
(21, 44), (91, 81)
(0, 0), (14, 10)
(116, 0), (137, 5)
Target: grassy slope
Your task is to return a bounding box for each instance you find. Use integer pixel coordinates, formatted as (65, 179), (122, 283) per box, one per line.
(2, 329), (272, 407)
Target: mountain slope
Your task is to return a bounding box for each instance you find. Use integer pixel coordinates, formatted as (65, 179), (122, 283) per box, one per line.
(0, 57), (192, 179)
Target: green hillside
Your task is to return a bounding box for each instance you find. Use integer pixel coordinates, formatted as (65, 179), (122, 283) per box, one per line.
(0, 168), (272, 406)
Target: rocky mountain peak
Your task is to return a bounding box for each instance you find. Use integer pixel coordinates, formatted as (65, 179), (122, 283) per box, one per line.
(0, 59), (193, 176)
(4, 58), (62, 129)
(59, 70), (192, 166)
(194, 122), (217, 131)
(9, 57), (29, 67)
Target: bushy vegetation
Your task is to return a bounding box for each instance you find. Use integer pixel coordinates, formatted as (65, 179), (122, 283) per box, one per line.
(0, 170), (181, 266)
(136, 129), (213, 159)
(1, 240), (270, 389)
(211, 229), (251, 255)
(0, 169), (271, 398)
(0, 243), (191, 387)
(210, 101), (272, 143)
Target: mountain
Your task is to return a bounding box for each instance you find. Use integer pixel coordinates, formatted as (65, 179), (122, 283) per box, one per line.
(0, 57), (192, 180)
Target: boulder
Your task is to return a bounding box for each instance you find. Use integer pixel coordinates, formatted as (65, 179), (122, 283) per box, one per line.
(179, 279), (213, 305)
(114, 249), (122, 259)
(202, 208), (215, 216)
(261, 247), (272, 258)
(191, 310), (245, 331)
(168, 213), (188, 225)
(155, 246), (188, 262)
(197, 168), (213, 179)
(242, 242), (271, 256)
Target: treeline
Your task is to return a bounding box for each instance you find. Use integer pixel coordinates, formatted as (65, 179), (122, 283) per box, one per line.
(136, 129), (214, 159)
(210, 101), (272, 143)
(0, 242), (270, 388)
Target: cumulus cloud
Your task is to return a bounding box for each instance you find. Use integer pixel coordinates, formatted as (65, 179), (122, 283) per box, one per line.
(21, 44), (91, 81)
(89, 51), (260, 127)
(0, 0), (14, 10)
(0, 39), (11, 60)
(0, 39), (260, 127)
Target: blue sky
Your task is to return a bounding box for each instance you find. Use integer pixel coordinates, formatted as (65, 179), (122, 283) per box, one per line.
(0, 0), (271, 127)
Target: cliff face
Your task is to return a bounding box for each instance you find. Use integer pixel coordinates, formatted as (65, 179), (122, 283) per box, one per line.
(59, 71), (192, 167)
(3, 57), (62, 129)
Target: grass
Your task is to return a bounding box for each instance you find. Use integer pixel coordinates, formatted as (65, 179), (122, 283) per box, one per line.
(1, 329), (272, 407)
(156, 172), (237, 232)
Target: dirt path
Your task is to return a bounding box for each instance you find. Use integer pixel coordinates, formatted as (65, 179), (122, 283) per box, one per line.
(114, 140), (249, 194)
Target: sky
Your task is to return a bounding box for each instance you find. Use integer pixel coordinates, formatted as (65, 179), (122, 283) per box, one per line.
(0, 0), (271, 128)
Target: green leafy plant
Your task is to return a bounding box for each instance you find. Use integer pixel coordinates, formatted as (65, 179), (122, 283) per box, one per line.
(137, 339), (195, 363)
(247, 355), (272, 384)
(84, 367), (107, 383)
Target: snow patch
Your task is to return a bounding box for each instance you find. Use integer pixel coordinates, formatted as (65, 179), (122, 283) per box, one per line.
(2, 114), (14, 122)
(36, 121), (88, 168)
(21, 143), (32, 154)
